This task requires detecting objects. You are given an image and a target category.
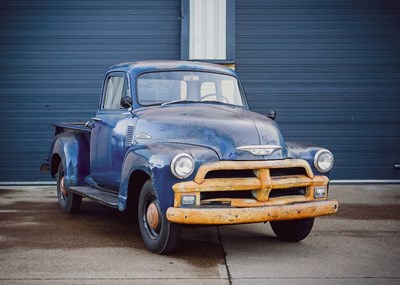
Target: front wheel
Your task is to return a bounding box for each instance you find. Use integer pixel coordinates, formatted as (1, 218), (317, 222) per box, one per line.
(56, 163), (82, 214)
(270, 218), (314, 242)
(138, 180), (181, 254)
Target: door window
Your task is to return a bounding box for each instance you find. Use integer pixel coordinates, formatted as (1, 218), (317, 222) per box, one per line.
(103, 76), (128, 110)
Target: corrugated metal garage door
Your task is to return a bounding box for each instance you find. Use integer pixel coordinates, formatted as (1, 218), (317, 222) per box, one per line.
(236, 0), (400, 180)
(0, 0), (180, 182)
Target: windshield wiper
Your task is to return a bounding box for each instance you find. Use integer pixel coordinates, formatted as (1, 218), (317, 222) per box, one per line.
(161, 99), (237, 108)
(201, 100), (237, 108)
(161, 99), (197, 107)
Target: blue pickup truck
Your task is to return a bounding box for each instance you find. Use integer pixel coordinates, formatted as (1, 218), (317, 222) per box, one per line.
(43, 60), (338, 254)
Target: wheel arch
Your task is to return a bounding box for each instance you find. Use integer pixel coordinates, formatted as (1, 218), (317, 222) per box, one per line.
(125, 170), (150, 214)
(50, 153), (62, 177)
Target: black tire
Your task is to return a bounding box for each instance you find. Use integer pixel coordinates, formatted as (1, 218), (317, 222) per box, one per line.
(270, 218), (315, 242)
(138, 180), (181, 254)
(56, 163), (82, 214)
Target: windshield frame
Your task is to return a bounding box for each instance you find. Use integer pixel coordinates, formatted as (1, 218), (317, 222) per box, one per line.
(135, 70), (248, 108)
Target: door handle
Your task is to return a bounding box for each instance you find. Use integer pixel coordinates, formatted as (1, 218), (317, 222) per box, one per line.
(91, 117), (103, 122)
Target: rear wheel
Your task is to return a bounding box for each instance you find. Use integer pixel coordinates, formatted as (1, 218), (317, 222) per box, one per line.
(138, 180), (181, 254)
(56, 163), (82, 214)
(270, 218), (314, 242)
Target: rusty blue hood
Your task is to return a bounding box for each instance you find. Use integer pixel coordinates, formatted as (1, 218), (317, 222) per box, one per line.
(134, 104), (288, 160)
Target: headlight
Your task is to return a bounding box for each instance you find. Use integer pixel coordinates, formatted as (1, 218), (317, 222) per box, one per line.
(171, 153), (195, 179)
(314, 149), (334, 173)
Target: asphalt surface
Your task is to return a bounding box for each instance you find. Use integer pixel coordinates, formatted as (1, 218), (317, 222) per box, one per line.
(0, 184), (399, 285)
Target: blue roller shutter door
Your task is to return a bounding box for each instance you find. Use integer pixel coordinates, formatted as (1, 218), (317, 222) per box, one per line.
(236, 0), (400, 180)
(0, 0), (180, 182)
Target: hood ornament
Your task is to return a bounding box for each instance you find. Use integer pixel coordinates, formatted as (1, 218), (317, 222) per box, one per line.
(236, 145), (281, 156)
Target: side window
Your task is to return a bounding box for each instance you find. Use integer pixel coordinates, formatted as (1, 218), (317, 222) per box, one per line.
(103, 75), (128, 110)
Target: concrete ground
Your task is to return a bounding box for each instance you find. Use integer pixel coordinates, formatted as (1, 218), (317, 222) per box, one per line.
(0, 184), (399, 285)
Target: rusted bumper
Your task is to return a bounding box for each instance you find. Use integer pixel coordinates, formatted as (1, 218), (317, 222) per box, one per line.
(167, 159), (338, 225)
(166, 200), (338, 225)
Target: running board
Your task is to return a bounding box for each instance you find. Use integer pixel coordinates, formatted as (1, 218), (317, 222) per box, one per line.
(69, 186), (119, 208)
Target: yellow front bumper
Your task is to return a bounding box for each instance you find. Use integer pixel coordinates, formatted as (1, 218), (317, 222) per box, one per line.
(166, 200), (338, 225)
(167, 159), (338, 225)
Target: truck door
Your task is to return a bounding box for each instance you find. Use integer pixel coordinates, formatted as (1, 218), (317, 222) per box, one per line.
(90, 72), (131, 190)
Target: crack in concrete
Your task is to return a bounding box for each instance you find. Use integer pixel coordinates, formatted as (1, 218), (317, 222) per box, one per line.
(217, 226), (232, 285)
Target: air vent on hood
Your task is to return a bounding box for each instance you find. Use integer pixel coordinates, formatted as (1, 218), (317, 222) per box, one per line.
(126, 126), (135, 146)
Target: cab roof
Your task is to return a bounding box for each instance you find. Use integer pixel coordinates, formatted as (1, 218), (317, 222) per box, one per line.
(107, 60), (237, 77)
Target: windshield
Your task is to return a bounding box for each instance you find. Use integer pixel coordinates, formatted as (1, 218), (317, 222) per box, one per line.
(137, 71), (245, 107)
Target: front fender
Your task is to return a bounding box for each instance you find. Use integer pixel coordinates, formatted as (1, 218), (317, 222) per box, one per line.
(286, 142), (333, 176)
(50, 132), (90, 188)
(118, 143), (218, 213)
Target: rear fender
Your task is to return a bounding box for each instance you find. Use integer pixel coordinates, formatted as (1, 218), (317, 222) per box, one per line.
(50, 132), (90, 188)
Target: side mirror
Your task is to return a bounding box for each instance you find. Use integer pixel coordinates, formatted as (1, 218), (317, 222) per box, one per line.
(267, 110), (276, 120)
(121, 96), (133, 109)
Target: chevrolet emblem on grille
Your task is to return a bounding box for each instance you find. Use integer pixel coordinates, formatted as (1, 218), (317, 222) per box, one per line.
(236, 145), (282, 156)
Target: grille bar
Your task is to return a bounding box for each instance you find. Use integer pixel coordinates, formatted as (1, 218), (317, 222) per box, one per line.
(173, 174), (328, 193)
(194, 159), (314, 184)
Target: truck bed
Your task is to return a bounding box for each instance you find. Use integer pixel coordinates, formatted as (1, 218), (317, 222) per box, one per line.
(53, 122), (91, 136)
